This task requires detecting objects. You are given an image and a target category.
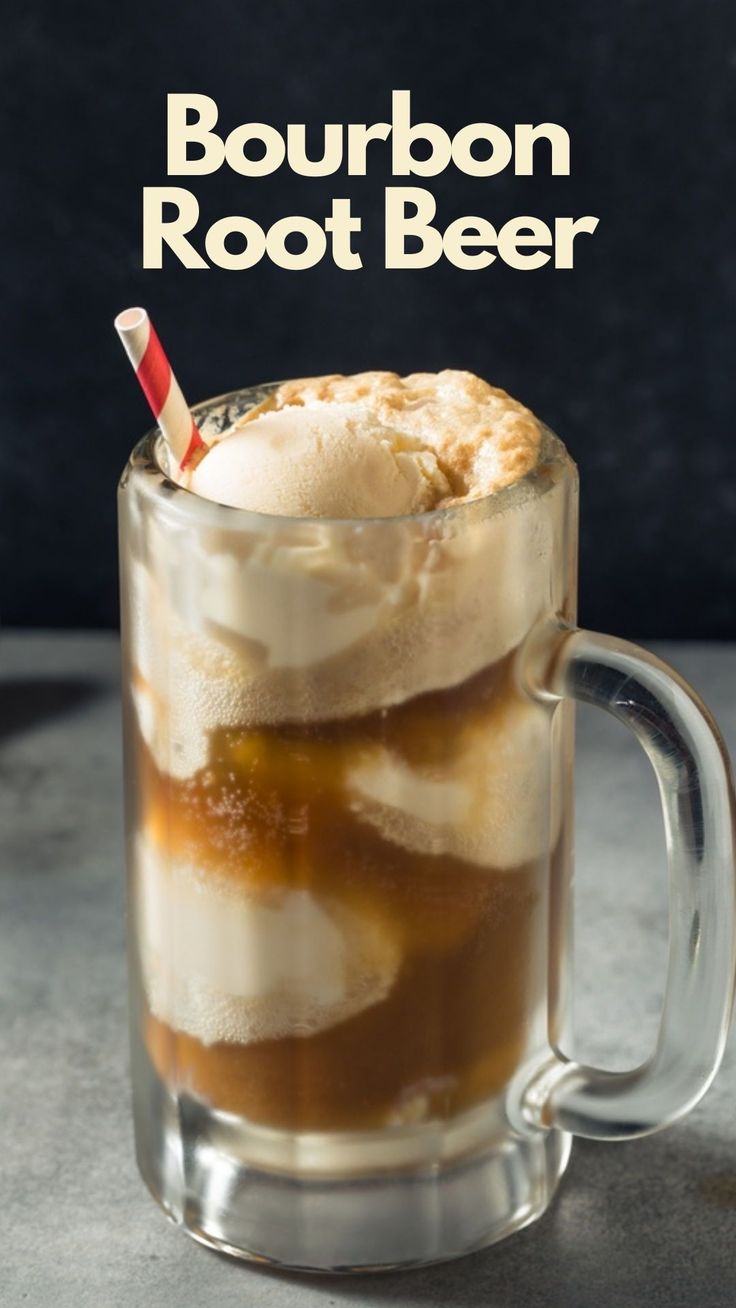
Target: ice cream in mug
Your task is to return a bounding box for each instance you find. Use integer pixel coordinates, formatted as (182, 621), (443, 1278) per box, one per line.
(126, 371), (567, 1134)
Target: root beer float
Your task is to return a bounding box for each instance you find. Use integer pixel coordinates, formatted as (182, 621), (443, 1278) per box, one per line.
(120, 363), (576, 1149)
(117, 314), (736, 1271)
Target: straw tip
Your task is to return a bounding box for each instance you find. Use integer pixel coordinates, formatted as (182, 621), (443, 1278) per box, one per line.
(115, 306), (148, 332)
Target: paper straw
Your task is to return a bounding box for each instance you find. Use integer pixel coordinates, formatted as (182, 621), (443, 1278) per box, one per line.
(114, 307), (206, 469)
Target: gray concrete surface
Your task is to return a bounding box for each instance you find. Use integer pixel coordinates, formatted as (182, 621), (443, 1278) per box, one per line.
(1, 632), (735, 1308)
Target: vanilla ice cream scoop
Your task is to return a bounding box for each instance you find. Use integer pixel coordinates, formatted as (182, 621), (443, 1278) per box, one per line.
(189, 401), (451, 517)
(136, 835), (400, 1045)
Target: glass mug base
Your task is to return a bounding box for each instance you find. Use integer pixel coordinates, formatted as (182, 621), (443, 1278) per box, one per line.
(132, 1039), (572, 1272)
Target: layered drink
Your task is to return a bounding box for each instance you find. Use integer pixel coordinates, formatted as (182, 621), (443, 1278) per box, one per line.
(121, 370), (576, 1168)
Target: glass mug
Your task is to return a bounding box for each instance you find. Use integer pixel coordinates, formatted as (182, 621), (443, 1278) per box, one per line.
(119, 384), (736, 1272)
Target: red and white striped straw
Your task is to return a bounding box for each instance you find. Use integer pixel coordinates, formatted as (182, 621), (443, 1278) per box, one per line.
(114, 307), (206, 470)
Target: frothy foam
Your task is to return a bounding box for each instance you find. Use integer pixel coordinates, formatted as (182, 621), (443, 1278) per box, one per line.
(249, 371), (542, 503)
(127, 459), (567, 768)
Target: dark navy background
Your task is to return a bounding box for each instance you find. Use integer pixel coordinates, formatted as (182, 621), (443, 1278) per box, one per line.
(3, 0), (735, 635)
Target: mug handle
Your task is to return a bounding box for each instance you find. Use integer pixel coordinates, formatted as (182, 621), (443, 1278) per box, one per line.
(518, 624), (736, 1140)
